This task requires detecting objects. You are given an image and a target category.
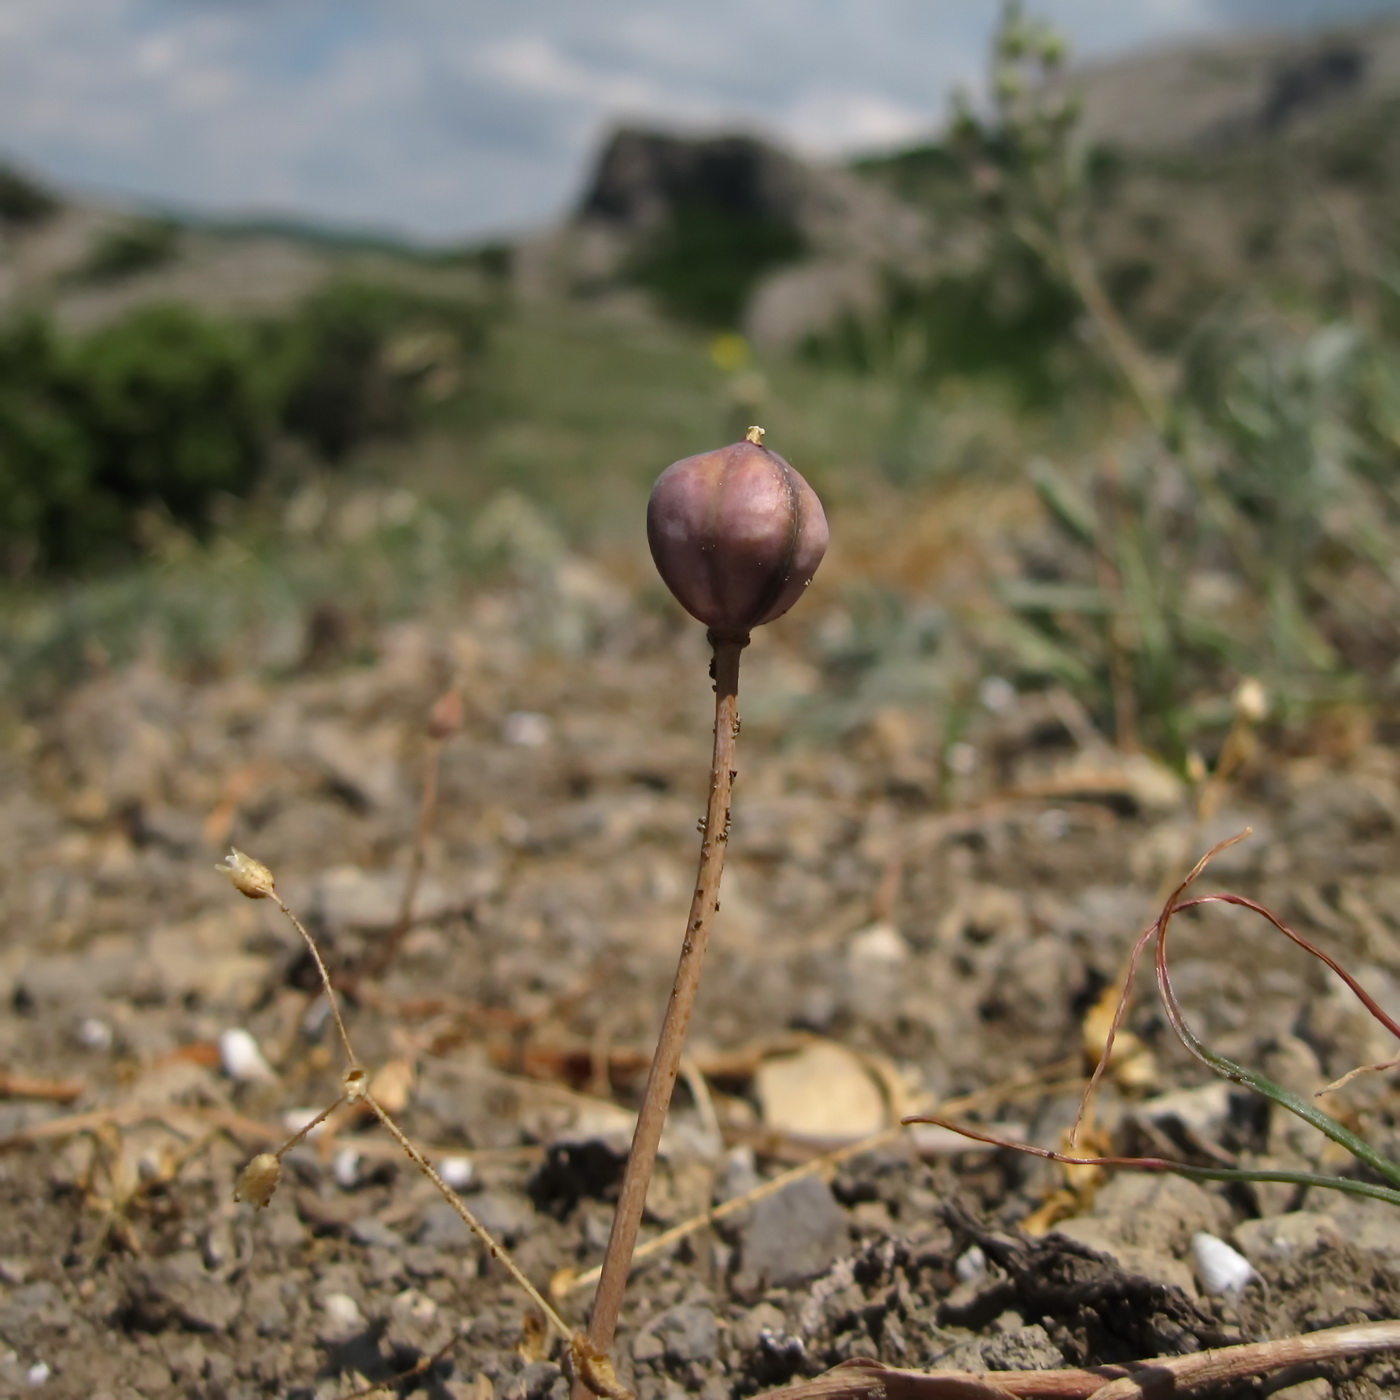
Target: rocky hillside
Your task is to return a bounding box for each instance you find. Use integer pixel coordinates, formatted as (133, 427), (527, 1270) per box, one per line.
(4, 13), (1400, 356)
(521, 14), (1400, 356)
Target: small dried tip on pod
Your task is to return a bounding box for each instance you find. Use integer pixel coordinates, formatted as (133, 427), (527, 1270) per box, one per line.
(216, 849), (277, 901)
(647, 428), (828, 641)
(234, 1153), (282, 1208)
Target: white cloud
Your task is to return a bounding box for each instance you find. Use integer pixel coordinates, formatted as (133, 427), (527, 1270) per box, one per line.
(0, 0), (1392, 239)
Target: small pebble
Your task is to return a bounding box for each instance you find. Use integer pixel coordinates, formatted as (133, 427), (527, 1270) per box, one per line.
(1192, 1232), (1256, 1296)
(219, 1028), (278, 1084)
(979, 675), (1017, 714)
(26, 1361), (50, 1387)
(333, 1148), (361, 1189)
(955, 1244), (988, 1284)
(438, 1155), (474, 1190)
(75, 1018), (112, 1051)
(318, 1292), (366, 1344)
(503, 711), (552, 747)
(946, 741), (979, 775)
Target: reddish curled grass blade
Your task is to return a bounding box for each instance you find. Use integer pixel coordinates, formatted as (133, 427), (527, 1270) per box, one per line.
(1173, 892), (1400, 1041)
(1152, 877), (1400, 1191)
(897, 1112), (1400, 1208)
(1068, 831), (1251, 1148)
(918, 827), (1400, 1205)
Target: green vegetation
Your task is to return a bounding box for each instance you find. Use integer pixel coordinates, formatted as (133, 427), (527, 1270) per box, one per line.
(0, 280), (491, 575)
(629, 204), (806, 328)
(74, 217), (182, 283)
(0, 160), (59, 226)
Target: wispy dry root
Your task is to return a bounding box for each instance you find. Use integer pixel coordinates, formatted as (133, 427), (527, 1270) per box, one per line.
(754, 1320), (1400, 1400)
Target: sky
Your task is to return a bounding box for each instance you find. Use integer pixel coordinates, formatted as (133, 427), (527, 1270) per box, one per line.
(0, 0), (1397, 243)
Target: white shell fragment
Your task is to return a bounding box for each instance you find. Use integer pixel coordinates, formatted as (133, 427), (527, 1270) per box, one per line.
(1192, 1232), (1257, 1296)
(955, 1245), (988, 1284)
(219, 1028), (278, 1084)
(437, 1156), (475, 1191)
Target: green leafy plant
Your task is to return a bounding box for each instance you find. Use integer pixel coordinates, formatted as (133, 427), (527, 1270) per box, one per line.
(0, 306), (268, 572)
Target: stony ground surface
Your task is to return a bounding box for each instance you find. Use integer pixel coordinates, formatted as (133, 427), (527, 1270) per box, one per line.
(3, 569), (1400, 1400)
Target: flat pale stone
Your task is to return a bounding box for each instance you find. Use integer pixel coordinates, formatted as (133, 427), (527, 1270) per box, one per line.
(755, 1040), (887, 1141)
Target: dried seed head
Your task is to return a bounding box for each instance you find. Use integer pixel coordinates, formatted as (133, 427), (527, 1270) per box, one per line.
(1233, 677), (1268, 724)
(234, 1153), (282, 1208)
(647, 429), (828, 641)
(216, 849), (277, 901)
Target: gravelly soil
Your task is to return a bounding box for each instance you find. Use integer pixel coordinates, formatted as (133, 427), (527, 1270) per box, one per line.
(3, 571), (1400, 1400)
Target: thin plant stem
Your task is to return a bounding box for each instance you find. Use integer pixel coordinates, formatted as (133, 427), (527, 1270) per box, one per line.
(275, 898), (359, 1071)
(275, 1093), (348, 1157)
(562, 1125), (905, 1298)
(577, 633), (746, 1392)
(361, 729), (444, 981)
(360, 1090), (574, 1345)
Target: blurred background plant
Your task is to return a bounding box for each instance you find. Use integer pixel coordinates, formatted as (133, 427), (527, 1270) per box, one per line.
(3, 0), (1399, 777)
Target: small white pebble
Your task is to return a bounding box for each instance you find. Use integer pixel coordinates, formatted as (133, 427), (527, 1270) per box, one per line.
(437, 1156), (474, 1191)
(75, 1018), (113, 1051)
(503, 710), (552, 747)
(1036, 808), (1071, 840)
(26, 1361), (50, 1387)
(1192, 1232), (1256, 1296)
(955, 1244), (987, 1284)
(219, 1028), (278, 1084)
(946, 741), (978, 775)
(333, 1148), (361, 1190)
(390, 1288), (438, 1324)
(319, 1291), (366, 1342)
(979, 675), (1018, 715)
(283, 1107), (328, 1140)
(846, 921), (910, 968)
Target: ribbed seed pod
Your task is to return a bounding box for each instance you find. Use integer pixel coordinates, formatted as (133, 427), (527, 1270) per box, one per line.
(646, 428), (828, 640)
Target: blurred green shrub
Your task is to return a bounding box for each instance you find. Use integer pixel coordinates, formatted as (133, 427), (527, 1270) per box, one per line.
(629, 204), (806, 328)
(74, 218), (182, 283)
(267, 279), (485, 460)
(0, 306), (267, 573)
(808, 245), (1083, 408)
(0, 279), (490, 575)
(0, 162), (59, 226)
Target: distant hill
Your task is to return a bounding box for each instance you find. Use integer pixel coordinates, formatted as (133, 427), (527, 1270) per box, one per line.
(520, 15), (1400, 354)
(0, 161), (494, 333)
(4, 13), (1399, 354)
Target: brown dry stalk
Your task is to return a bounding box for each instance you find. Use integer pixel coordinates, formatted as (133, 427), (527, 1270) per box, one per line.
(360, 690), (460, 981)
(559, 1124), (905, 1298)
(0, 1070), (85, 1102)
(755, 1320), (1400, 1400)
(576, 634), (745, 1394)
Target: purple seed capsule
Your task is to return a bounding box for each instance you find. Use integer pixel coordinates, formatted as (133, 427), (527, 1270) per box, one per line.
(647, 428), (828, 640)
